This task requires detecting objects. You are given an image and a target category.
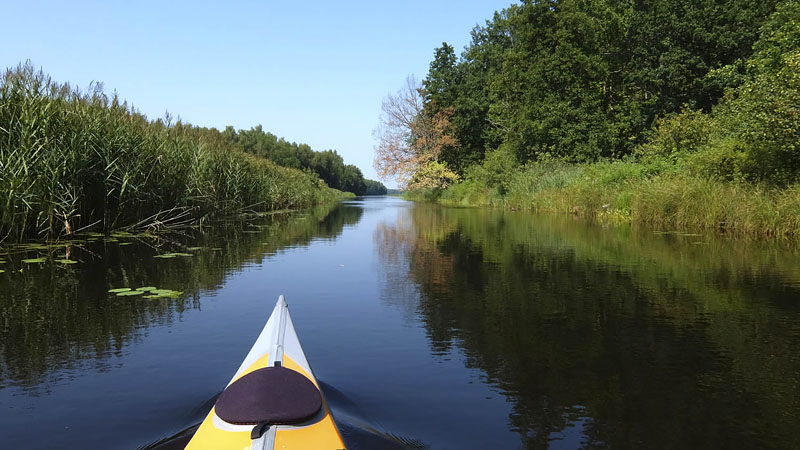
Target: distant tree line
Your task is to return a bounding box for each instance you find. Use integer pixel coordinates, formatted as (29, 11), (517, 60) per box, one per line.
(223, 125), (386, 195)
(365, 179), (388, 195)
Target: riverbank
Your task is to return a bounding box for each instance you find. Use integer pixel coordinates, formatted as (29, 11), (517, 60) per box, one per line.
(0, 65), (349, 242)
(407, 158), (800, 239)
(392, 1), (800, 240)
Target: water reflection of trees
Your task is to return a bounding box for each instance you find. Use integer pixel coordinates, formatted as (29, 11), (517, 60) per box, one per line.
(376, 205), (800, 449)
(0, 203), (362, 389)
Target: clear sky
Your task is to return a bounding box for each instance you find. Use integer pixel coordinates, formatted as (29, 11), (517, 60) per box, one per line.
(2, 0), (516, 187)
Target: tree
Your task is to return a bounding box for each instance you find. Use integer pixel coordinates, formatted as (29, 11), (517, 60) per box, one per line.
(696, 0), (800, 184)
(341, 164), (367, 195)
(373, 75), (459, 189)
(413, 0), (778, 173)
(221, 125), (368, 193)
(364, 179), (388, 195)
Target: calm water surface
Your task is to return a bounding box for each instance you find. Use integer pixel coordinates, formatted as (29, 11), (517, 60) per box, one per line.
(1, 197), (800, 449)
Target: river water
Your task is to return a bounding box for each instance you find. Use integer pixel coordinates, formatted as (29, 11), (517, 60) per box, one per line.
(1, 196), (799, 449)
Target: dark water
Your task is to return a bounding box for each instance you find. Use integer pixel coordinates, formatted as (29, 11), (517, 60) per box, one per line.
(1, 197), (800, 449)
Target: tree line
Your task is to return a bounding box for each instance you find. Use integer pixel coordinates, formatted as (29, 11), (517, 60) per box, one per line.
(222, 125), (386, 195)
(376, 0), (799, 189)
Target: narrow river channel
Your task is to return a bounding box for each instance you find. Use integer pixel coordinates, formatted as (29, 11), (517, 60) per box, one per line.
(1, 196), (799, 449)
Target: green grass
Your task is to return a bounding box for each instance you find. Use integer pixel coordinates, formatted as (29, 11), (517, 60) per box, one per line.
(424, 158), (800, 239)
(0, 64), (344, 241)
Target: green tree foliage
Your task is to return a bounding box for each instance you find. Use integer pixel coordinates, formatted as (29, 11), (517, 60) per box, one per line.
(637, 109), (713, 162)
(364, 179), (388, 195)
(625, 0), (776, 116)
(222, 126), (368, 194)
(691, 0), (800, 184)
(417, 0), (779, 172)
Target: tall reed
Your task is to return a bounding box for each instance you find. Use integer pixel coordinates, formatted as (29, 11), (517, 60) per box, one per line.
(0, 63), (343, 241)
(430, 158), (800, 239)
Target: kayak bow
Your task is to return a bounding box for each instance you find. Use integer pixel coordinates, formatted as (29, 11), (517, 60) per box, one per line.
(186, 296), (346, 450)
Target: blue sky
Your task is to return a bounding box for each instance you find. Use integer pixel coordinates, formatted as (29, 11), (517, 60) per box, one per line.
(2, 0), (516, 187)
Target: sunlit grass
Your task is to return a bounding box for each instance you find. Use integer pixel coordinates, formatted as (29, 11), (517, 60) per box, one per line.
(430, 158), (800, 239)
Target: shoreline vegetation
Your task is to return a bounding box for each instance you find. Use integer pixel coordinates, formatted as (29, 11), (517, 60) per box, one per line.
(376, 0), (800, 239)
(0, 64), (381, 243)
(407, 159), (800, 238)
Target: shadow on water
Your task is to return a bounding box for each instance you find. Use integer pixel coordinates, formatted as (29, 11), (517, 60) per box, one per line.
(375, 204), (800, 449)
(0, 203), (359, 390)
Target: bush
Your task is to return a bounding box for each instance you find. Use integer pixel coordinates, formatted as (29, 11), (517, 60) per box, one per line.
(686, 137), (746, 181)
(710, 52), (800, 184)
(407, 161), (460, 190)
(636, 109), (713, 161)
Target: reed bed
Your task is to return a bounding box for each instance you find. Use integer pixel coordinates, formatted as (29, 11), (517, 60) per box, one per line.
(428, 159), (800, 239)
(0, 64), (342, 242)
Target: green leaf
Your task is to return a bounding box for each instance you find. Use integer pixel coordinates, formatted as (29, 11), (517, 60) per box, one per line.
(117, 290), (144, 296)
(154, 252), (193, 259)
(22, 258), (46, 263)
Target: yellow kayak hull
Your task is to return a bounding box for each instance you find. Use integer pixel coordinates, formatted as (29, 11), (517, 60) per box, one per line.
(185, 297), (346, 450)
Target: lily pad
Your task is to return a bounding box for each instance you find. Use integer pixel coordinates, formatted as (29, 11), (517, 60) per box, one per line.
(144, 289), (183, 299)
(136, 286), (157, 292)
(146, 288), (184, 298)
(22, 258), (46, 264)
(108, 288), (132, 293)
(0, 270), (4, 273)
(117, 290), (144, 297)
(55, 259), (78, 264)
(154, 252), (193, 259)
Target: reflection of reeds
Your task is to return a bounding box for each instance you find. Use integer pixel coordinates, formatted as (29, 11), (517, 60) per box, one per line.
(0, 63), (342, 242)
(0, 201), (358, 388)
